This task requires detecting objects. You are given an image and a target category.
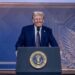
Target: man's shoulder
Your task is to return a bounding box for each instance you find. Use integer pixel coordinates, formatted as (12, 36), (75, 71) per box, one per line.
(43, 26), (52, 31)
(22, 24), (33, 30)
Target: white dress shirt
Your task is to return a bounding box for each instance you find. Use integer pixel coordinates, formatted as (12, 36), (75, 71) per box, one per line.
(34, 26), (42, 43)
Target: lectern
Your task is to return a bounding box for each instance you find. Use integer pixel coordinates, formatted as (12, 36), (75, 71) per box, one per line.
(16, 47), (61, 75)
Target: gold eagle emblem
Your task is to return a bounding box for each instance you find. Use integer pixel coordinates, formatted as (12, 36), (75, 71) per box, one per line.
(29, 51), (47, 69)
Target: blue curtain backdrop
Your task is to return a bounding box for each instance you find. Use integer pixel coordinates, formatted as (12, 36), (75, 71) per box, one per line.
(0, 7), (75, 70)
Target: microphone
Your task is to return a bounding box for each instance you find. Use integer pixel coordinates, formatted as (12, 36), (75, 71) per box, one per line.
(37, 27), (40, 32)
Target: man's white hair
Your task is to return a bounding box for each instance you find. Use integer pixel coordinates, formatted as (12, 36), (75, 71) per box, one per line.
(33, 11), (44, 16)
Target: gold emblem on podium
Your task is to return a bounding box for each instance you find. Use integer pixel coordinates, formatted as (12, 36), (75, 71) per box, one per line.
(29, 51), (47, 69)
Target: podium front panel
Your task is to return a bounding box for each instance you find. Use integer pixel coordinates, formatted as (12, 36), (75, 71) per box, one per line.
(16, 47), (61, 73)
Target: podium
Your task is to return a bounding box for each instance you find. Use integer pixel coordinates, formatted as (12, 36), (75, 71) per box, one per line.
(16, 47), (61, 75)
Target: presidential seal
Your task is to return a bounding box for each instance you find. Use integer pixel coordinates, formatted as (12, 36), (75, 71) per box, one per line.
(29, 51), (47, 69)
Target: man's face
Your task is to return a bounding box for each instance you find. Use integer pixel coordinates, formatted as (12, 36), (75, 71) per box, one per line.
(33, 14), (44, 27)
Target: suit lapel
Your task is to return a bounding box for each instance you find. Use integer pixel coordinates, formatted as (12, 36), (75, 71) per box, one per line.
(30, 25), (35, 46)
(41, 26), (46, 46)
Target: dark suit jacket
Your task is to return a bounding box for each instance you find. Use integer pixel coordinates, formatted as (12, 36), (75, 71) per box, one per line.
(16, 24), (58, 49)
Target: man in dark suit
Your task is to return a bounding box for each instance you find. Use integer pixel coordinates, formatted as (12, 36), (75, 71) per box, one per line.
(16, 11), (58, 50)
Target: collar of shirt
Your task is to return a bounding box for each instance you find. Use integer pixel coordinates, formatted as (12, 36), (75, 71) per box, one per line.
(34, 25), (42, 41)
